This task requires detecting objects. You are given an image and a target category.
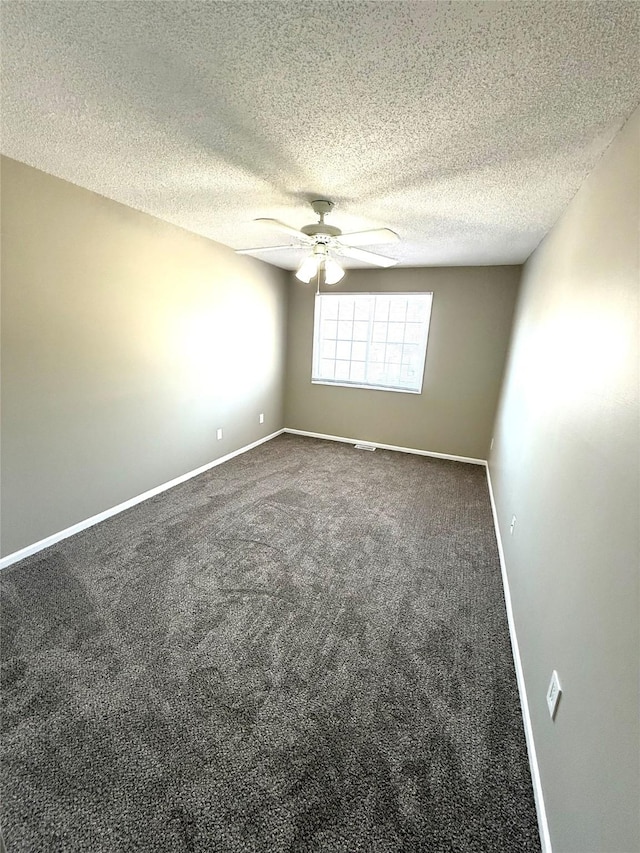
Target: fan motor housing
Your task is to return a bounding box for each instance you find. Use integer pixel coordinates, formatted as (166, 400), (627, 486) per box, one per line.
(301, 198), (342, 237)
(300, 223), (342, 238)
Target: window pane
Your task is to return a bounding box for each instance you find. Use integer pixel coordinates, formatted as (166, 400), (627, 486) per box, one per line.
(322, 340), (336, 359)
(334, 360), (350, 381)
(322, 320), (337, 338)
(387, 343), (403, 364)
(402, 343), (419, 364)
(336, 340), (351, 360)
(350, 362), (366, 382)
(372, 322), (387, 342)
(374, 298), (390, 320)
(337, 320), (352, 339)
(401, 363), (416, 382)
(388, 322), (405, 343)
(385, 363), (401, 383)
(370, 342), (385, 363)
(368, 362), (385, 384)
(319, 359), (335, 378)
(389, 299), (407, 322)
(338, 300), (354, 320)
(322, 300), (339, 320)
(404, 322), (421, 344)
(354, 299), (370, 321)
(352, 341), (367, 361)
(353, 321), (369, 341)
(406, 300), (426, 321)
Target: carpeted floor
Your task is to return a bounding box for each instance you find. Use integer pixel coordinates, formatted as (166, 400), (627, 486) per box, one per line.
(1, 434), (540, 852)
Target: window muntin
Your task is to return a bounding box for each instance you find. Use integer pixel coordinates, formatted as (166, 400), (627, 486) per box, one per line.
(312, 292), (433, 393)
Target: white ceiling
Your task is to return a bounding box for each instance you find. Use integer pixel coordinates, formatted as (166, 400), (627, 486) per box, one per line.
(1, 1), (638, 269)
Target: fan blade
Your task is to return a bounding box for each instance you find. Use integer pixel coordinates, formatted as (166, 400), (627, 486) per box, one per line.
(236, 244), (301, 255)
(336, 246), (398, 267)
(336, 227), (400, 247)
(255, 218), (314, 243)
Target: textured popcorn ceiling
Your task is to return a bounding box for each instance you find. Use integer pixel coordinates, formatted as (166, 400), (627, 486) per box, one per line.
(1, 1), (638, 268)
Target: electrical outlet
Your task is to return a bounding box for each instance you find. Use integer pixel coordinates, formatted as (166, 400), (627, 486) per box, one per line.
(510, 515), (516, 535)
(216, 428), (223, 440)
(546, 670), (562, 720)
(259, 413), (264, 424)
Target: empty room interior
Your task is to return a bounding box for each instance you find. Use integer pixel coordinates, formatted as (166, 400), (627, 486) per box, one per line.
(1, 3), (638, 853)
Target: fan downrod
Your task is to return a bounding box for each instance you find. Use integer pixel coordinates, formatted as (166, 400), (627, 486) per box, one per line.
(302, 199), (341, 238)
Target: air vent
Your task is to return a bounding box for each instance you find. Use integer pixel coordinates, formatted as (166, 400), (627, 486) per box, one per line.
(354, 444), (376, 451)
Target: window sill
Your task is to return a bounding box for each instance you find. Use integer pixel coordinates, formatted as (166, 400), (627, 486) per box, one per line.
(311, 379), (421, 394)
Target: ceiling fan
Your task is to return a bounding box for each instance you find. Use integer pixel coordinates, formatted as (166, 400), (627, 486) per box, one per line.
(236, 199), (399, 284)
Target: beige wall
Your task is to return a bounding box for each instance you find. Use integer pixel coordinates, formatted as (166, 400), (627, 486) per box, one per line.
(284, 266), (520, 460)
(490, 107), (639, 852)
(1, 157), (288, 557)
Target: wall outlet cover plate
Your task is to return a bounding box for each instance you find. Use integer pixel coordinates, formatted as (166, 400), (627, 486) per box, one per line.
(547, 670), (562, 720)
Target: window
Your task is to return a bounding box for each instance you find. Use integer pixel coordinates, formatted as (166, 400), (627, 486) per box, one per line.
(312, 292), (433, 394)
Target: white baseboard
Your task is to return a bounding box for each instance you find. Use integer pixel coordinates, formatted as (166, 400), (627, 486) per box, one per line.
(485, 464), (552, 853)
(283, 428), (486, 465)
(0, 429), (285, 571)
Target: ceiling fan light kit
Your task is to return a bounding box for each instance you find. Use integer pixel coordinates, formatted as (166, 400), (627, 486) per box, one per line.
(238, 199), (400, 284)
(295, 242), (346, 285)
(295, 255), (320, 284)
(322, 257), (346, 285)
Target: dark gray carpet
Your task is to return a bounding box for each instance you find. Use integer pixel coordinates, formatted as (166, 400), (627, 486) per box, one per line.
(1, 434), (540, 852)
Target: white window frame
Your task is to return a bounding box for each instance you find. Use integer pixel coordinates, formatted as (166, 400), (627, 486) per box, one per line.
(311, 292), (433, 394)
